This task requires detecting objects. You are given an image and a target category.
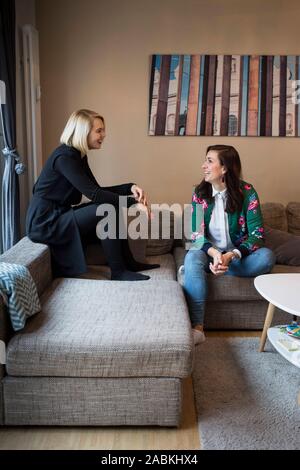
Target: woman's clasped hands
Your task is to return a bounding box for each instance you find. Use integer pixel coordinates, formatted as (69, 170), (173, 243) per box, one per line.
(209, 249), (236, 276)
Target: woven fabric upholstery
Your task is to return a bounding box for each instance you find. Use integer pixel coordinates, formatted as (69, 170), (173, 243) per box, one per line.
(3, 376), (181, 426)
(0, 297), (12, 424)
(146, 210), (175, 255)
(0, 237), (52, 296)
(174, 247), (300, 302)
(84, 238), (148, 265)
(0, 238), (51, 424)
(265, 226), (300, 265)
(79, 254), (176, 281)
(6, 279), (193, 378)
(261, 202), (288, 232)
(0, 263), (41, 331)
(173, 246), (186, 274)
(286, 201), (300, 235)
(1, 202), (299, 427)
(204, 300), (291, 330)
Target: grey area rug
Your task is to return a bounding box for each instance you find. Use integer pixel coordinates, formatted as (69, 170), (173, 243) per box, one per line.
(192, 337), (300, 450)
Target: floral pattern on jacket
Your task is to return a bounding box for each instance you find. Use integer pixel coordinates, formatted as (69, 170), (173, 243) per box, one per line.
(191, 181), (265, 257)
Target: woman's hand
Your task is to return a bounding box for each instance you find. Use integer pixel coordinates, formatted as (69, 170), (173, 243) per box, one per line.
(131, 185), (147, 205)
(221, 251), (236, 267)
(208, 248), (228, 276)
(210, 251), (237, 275)
(131, 185), (151, 219)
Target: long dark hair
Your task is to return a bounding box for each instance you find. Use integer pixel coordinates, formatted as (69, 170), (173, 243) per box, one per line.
(195, 145), (244, 213)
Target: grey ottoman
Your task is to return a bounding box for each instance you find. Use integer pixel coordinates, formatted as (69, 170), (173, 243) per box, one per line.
(4, 278), (193, 426)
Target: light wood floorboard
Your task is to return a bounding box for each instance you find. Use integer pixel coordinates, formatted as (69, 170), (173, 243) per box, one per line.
(0, 331), (260, 450)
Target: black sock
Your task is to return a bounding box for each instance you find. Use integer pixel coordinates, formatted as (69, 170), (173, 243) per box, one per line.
(126, 261), (160, 272)
(121, 239), (160, 272)
(111, 270), (150, 281)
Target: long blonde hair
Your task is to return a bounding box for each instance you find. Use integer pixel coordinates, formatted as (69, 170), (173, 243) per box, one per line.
(60, 109), (105, 154)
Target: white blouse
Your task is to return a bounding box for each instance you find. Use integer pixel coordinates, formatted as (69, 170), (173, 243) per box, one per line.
(208, 187), (241, 258)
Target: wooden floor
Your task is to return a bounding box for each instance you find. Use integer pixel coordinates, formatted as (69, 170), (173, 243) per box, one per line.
(0, 331), (260, 450)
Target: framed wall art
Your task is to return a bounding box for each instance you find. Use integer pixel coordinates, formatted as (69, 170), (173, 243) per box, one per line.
(149, 54), (300, 137)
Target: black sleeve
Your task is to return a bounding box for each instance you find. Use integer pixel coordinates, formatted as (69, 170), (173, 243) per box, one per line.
(54, 154), (135, 208)
(101, 182), (135, 196)
(82, 157), (134, 196)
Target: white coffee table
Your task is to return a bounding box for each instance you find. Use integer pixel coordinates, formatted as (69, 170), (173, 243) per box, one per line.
(254, 274), (300, 359)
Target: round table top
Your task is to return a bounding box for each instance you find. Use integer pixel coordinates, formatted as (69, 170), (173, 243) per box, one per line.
(254, 273), (300, 316)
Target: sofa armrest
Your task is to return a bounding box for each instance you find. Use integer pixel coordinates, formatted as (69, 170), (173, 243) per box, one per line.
(0, 237), (52, 424)
(0, 237), (52, 296)
(173, 246), (187, 275)
(0, 295), (13, 424)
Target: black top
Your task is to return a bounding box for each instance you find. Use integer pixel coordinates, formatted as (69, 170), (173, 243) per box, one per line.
(26, 144), (135, 276)
(32, 143), (134, 207)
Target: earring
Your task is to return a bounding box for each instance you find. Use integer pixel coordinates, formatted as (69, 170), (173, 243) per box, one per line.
(221, 175), (225, 183)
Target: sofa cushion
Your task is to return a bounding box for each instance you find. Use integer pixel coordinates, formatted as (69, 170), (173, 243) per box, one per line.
(261, 203), (288, 231)
(207, 264), (300, 300)
(174, 247), (261, 301)
(286, 201), (300, 235)
(80, 254), (176, 281)
(146, 239), (174, 256)
(85, 237), (148, 266)
(6, 279), (193, 378)
(192, 264), (300, 301)
(174, 246), (300, 302)
(265, 226), (300, 265)
(271, 264), (300, 274)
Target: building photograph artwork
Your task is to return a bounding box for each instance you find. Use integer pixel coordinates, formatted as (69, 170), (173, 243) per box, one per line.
(149, 54), (300, 136)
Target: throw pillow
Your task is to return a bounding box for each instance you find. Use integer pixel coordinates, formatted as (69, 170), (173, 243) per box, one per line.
(0, 262), (41, 331)
(146, 210), (175, 256)
(286, 201), (300, 235)
(261, 203), (288, 231)
(264, 225), (300, 266)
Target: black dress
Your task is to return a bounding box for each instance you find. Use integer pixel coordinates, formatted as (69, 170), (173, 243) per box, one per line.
(26, 144), (135, 277)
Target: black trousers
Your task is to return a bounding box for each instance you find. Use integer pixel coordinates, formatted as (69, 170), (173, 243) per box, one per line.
(73, 202), (134, 273)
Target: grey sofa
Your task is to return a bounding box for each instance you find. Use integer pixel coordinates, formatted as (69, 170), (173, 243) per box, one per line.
(0, 201), (299, 426)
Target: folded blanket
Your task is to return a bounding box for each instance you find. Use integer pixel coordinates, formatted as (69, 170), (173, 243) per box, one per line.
(0, 262), (41, 331)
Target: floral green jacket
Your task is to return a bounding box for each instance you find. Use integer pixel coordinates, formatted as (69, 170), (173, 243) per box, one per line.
(191, 180), (265, 257)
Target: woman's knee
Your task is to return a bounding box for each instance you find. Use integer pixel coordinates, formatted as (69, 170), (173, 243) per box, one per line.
(254, 247), (276, 272)
(184, 248), (208, 271)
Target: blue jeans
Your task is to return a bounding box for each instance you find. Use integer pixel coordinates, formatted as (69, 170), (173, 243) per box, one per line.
(183, 247), (276, 327)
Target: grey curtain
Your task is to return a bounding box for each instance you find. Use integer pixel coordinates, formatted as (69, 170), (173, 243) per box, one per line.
(0, 0), (25, 253)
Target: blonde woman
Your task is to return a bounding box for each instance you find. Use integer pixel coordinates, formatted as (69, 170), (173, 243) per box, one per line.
(26, 109), (159, 280)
